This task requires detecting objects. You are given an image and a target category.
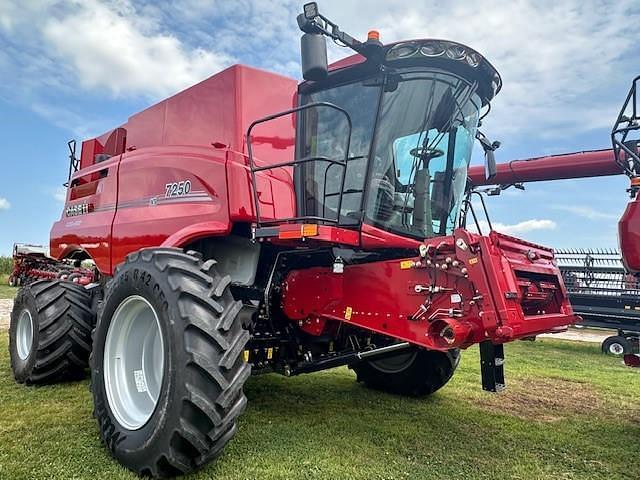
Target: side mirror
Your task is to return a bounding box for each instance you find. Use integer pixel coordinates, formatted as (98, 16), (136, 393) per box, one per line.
(476, 130), (499, 181)
(485, 149), (497, 181)
(300, 32), (328, 81)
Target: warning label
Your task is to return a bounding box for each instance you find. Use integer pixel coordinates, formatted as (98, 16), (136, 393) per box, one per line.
(134, 370), (147, 393)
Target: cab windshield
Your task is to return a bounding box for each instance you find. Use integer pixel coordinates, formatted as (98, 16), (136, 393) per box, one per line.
(299, 68), (481, 238)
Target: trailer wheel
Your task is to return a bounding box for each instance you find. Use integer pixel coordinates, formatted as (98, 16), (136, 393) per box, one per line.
(601, 335), (631, 356)
(9, 280), (95, 384)
(351, 347), (460, 397)
(90, 248), (250, 477)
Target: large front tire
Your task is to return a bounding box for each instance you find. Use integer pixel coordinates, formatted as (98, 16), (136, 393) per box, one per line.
(9, 280), (94, 384)
(351, 348), (460, 397)
(90, 248), (250, 477)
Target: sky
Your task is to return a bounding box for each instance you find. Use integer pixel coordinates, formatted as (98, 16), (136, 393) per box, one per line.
(0, 0), (638, 256)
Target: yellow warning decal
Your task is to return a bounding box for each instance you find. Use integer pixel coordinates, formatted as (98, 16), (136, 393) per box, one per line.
(468, 257), (479, 265)
(400, 260), (414, 270)
(345, 306), (353, 320)
(267, 347), (273, 360)
(243, 350), (250, 362)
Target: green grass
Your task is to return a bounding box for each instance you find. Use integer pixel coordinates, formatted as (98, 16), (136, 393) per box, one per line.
(0, 335), (638, 480)
(0, 274), (17, 300)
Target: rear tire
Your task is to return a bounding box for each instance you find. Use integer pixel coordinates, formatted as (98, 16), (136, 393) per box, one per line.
(601, 335), (631, 356)
(90, 248), (250, 477)
(9, 280), (95, 384)
(351, 348), (460, 397)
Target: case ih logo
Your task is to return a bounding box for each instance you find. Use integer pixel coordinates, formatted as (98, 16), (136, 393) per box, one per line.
(66, 203), (92, 217)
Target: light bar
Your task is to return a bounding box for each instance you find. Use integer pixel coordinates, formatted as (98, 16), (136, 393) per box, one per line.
(387, 39), (480, 67)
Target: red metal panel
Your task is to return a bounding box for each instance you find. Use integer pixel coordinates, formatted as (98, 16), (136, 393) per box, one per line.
(50, 156), (119, 273)
(360, 223), (422, 249)
(79, 138), (104, 170)
(281, 229), (575, 350)
(103, 128), (127, 156)
(93, 65), (296, 156)
(110, 146), (229, 273)
(619, 197), (640, 273)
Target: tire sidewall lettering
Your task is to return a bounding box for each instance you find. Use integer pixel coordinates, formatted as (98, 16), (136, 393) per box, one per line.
(93, 263), (176, 458)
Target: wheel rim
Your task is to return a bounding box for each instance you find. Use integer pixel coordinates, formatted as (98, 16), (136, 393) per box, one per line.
(16, 309), (34, 360)
(369, 349), (418, 374)
(104, 295), (165, 430)
(609, 342), (625, 355)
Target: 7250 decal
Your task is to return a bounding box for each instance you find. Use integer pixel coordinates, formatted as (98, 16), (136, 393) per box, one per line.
(165, 180), (192, 198)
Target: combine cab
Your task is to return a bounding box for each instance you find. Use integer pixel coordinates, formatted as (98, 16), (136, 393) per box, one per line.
(9, 3), (576, 477)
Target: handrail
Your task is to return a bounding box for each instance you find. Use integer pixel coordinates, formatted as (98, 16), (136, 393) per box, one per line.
(246, 101), (354, 228)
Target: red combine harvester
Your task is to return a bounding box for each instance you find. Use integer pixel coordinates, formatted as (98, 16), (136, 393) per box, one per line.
(468, 75), (640, 364)
(9, 4), (577, 477)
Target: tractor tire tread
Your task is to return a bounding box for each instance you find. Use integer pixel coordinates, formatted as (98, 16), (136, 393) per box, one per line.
(91, 248), (249, 478)
(9, 279), (95, 384)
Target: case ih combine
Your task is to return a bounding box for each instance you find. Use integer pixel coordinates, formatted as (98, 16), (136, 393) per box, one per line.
(9, 4), (578, 477)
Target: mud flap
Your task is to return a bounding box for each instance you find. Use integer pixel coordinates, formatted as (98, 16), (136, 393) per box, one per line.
(479, 341), (505, 392)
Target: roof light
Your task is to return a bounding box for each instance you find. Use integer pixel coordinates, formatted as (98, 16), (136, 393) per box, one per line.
(385, 42), (419, 61)
(465, 52), (480, 68)
(420, 41), (445, 57)
(445, 44), (466, 61)
(367, 30), (380, 41)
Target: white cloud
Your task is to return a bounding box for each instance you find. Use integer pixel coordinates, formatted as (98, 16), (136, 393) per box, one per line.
(1, 0), (638, 141)
(474, 218), (557, 235)
(552, 205), (618, 220)
(0, 197), (11, 210)
(315, 0), (640, 139)
(0, 0), (234, 101)
(41, 0), (234, 98)
(53, 186), (67, 203)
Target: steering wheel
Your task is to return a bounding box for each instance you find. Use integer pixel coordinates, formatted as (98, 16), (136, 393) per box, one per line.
(409, 147), (445, 160)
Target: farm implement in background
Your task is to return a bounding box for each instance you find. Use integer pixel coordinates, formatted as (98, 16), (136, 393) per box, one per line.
(556, 248), (640, 355)
(8, 243), (94, 287)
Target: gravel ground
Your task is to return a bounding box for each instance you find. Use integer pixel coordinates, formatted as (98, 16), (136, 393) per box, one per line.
(540, 328), (612, 344)
(0, 299), (13, 330)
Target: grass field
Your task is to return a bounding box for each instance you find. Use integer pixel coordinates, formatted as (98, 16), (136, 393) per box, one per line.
(0, 334), (638, 480)
(0, 274), (17, 300)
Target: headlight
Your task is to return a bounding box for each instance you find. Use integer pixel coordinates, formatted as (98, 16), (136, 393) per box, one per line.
(445, 44), (467, 61)
(385, 42), (419, 61)
(465, 52), (480, 68)
(420, 41), (445, 57)
(384, 41), (495, 85)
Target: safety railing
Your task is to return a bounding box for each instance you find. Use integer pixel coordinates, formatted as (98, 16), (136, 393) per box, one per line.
(611, 75), (640, 177)
(246, 101), (353, 228)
